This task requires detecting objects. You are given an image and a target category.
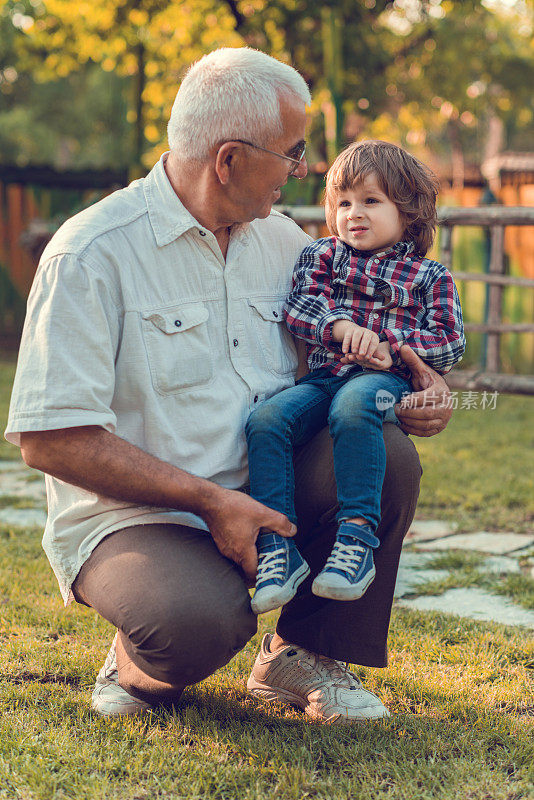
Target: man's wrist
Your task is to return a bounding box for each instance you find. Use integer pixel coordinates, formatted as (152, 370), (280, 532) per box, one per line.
(187, 478), (228, 522)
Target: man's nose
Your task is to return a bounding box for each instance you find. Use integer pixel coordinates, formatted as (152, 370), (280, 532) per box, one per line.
(292, 156), (308, 180)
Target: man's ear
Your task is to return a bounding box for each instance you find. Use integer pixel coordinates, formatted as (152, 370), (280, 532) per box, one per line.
(215, 142), (242, 185)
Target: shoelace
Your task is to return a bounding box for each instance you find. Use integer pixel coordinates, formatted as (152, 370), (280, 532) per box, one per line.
(322, 540), (366, 578)
(304, 652), (363, 689)
(256, 546), (287, 582)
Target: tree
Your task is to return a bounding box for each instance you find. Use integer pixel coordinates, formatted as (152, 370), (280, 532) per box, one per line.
(1, 0), (532, 188)
(2, 0), (243, 172)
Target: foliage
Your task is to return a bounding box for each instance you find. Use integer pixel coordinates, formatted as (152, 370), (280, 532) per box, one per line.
(0, 0), (532, 177)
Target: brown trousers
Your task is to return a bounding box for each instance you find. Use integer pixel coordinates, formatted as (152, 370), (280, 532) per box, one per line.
(73, 424), (421, 691)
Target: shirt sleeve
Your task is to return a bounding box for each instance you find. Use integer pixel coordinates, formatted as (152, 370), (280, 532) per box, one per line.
(284, 241), (354, 349)
(380, 267), (466, 373)
(5, 253), (121, 446)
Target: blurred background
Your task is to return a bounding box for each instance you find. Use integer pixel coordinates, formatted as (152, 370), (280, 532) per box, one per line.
(0, 0), (533, 375)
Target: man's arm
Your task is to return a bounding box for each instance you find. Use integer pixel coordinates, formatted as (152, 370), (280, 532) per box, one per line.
(393, 344), (453, 437)
(20, 426), (295, 584)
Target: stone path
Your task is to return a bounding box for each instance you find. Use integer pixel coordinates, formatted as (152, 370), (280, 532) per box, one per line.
(1, 459), (533, 629)
(397, 520), (534, 629)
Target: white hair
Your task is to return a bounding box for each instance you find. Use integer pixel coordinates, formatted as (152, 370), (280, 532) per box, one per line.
(167, 47), (311, 161)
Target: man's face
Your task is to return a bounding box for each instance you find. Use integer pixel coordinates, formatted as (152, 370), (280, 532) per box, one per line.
(233, 94), (308, 222)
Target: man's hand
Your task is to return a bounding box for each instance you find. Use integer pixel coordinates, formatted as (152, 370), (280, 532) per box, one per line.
(332, 320), (380, 358)
(394, 344), (452, 437)
(202, 488), (296, 586)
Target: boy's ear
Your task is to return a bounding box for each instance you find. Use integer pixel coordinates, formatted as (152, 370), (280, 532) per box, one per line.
(215, 142), (242, 185)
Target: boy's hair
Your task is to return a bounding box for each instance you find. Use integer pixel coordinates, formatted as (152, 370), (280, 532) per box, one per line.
(324, 140), (439, 255)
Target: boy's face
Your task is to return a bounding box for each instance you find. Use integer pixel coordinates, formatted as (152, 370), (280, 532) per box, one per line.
(335, 173), (405, 254)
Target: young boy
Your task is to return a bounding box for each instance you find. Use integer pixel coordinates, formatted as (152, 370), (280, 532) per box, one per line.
(246, 139), (465, 614)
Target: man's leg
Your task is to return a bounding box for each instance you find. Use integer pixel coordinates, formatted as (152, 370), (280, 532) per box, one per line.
(275, 423), (421, 666)
(73, 523), (257, 708)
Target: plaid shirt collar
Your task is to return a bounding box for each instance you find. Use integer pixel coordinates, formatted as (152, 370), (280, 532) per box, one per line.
(345, 239), (416, 261)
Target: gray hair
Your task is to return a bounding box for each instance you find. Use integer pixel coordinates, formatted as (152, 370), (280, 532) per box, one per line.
(167, 47), (311, 162)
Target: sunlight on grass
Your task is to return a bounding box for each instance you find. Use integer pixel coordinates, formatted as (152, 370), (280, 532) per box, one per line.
(0, 526), (532, 799)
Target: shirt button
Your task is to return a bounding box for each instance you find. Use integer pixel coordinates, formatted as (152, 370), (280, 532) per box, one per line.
(199, 230), (206, 236)
(254, 395), (259, 403)
(233, 339), (239, 347)
(373, 258), (380, 264)
(174, 319), (182, 327)
(273, 311), (279, 318)
(373, 313), (379, 319)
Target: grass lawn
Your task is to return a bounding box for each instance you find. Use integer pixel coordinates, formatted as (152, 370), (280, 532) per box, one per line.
(0, 523), (533, 800)
(0, 357), (533, 799)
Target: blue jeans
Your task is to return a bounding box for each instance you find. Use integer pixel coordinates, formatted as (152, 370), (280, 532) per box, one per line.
(245, 367), (411, 532)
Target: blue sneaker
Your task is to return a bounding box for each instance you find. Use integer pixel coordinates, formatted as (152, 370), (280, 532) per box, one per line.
(251, 532), (310, 615)
(311, 522), (379, 601)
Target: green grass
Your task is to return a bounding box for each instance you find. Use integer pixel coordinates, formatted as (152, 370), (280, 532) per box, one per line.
(0, 494), (40, 509)
(1, 358), (533, 798)
(0, 525), (533, 800)
(414, 393), (534, 533)
(0, 357), (20, 462)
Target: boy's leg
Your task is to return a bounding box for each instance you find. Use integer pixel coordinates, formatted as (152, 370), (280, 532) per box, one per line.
(245, 378), (332, 614)
(328, 371), (411, 529)
(276, 422), (421, 666)
(245, 379), (332, 524)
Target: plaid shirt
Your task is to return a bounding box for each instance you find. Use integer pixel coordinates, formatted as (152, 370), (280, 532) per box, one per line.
(284, 237), (465, 379)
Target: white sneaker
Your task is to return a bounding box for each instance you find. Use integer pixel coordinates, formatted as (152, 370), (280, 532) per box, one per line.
(91, 633), (153, 717)
(247, 633), (390, 724)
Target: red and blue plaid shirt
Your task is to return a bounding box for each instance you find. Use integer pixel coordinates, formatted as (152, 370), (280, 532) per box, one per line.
(284, 237), (465, 379)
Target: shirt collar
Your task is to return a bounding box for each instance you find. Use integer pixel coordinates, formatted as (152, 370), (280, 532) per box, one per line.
(143, 152), (201, 247)
(345, 239), (415, 260)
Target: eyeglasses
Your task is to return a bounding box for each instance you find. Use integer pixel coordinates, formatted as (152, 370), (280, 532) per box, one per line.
(231, 139), (306, 176)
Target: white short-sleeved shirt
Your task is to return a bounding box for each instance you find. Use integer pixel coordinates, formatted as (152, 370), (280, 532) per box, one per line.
(5, 153), (310, 603)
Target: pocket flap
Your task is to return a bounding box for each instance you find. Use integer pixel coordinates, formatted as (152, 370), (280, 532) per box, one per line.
(248, 298), (285, 323)
(143, 304), (209, 334)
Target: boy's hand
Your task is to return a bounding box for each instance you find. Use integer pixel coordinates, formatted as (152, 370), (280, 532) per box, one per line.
(332, 320), (380, 358)
(362, 341), (393, 370)
(340, 340), (393, 370)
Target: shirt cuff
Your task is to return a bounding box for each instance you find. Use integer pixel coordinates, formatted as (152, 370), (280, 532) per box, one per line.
(380, 328), (406, 367)
(316, 310), (355, 349)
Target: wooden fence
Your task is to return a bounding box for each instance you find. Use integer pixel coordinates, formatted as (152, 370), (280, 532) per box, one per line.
(277, 205), (534, 395)
(1, 174), (533, 393)
(0, 165), (128, 296)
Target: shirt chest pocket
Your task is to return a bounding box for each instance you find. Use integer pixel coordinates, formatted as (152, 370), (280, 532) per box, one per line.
(248, 298), (297, 377)
(141, 303), (213, 395)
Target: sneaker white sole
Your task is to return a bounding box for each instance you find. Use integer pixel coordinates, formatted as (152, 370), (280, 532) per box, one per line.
(247, 680), (390, 722)
(91, 693), (153, 717)
(311, 565), (376, 601)
(251, 562), (310, 615)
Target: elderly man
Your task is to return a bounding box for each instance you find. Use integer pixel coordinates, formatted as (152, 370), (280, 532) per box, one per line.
(6, 48), (451, 723)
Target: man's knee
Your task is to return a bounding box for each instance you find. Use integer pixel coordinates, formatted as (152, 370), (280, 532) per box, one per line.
(124, 594), (257, 687)
(379, 424), (422, 548)
(383, 424), (422, 499)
